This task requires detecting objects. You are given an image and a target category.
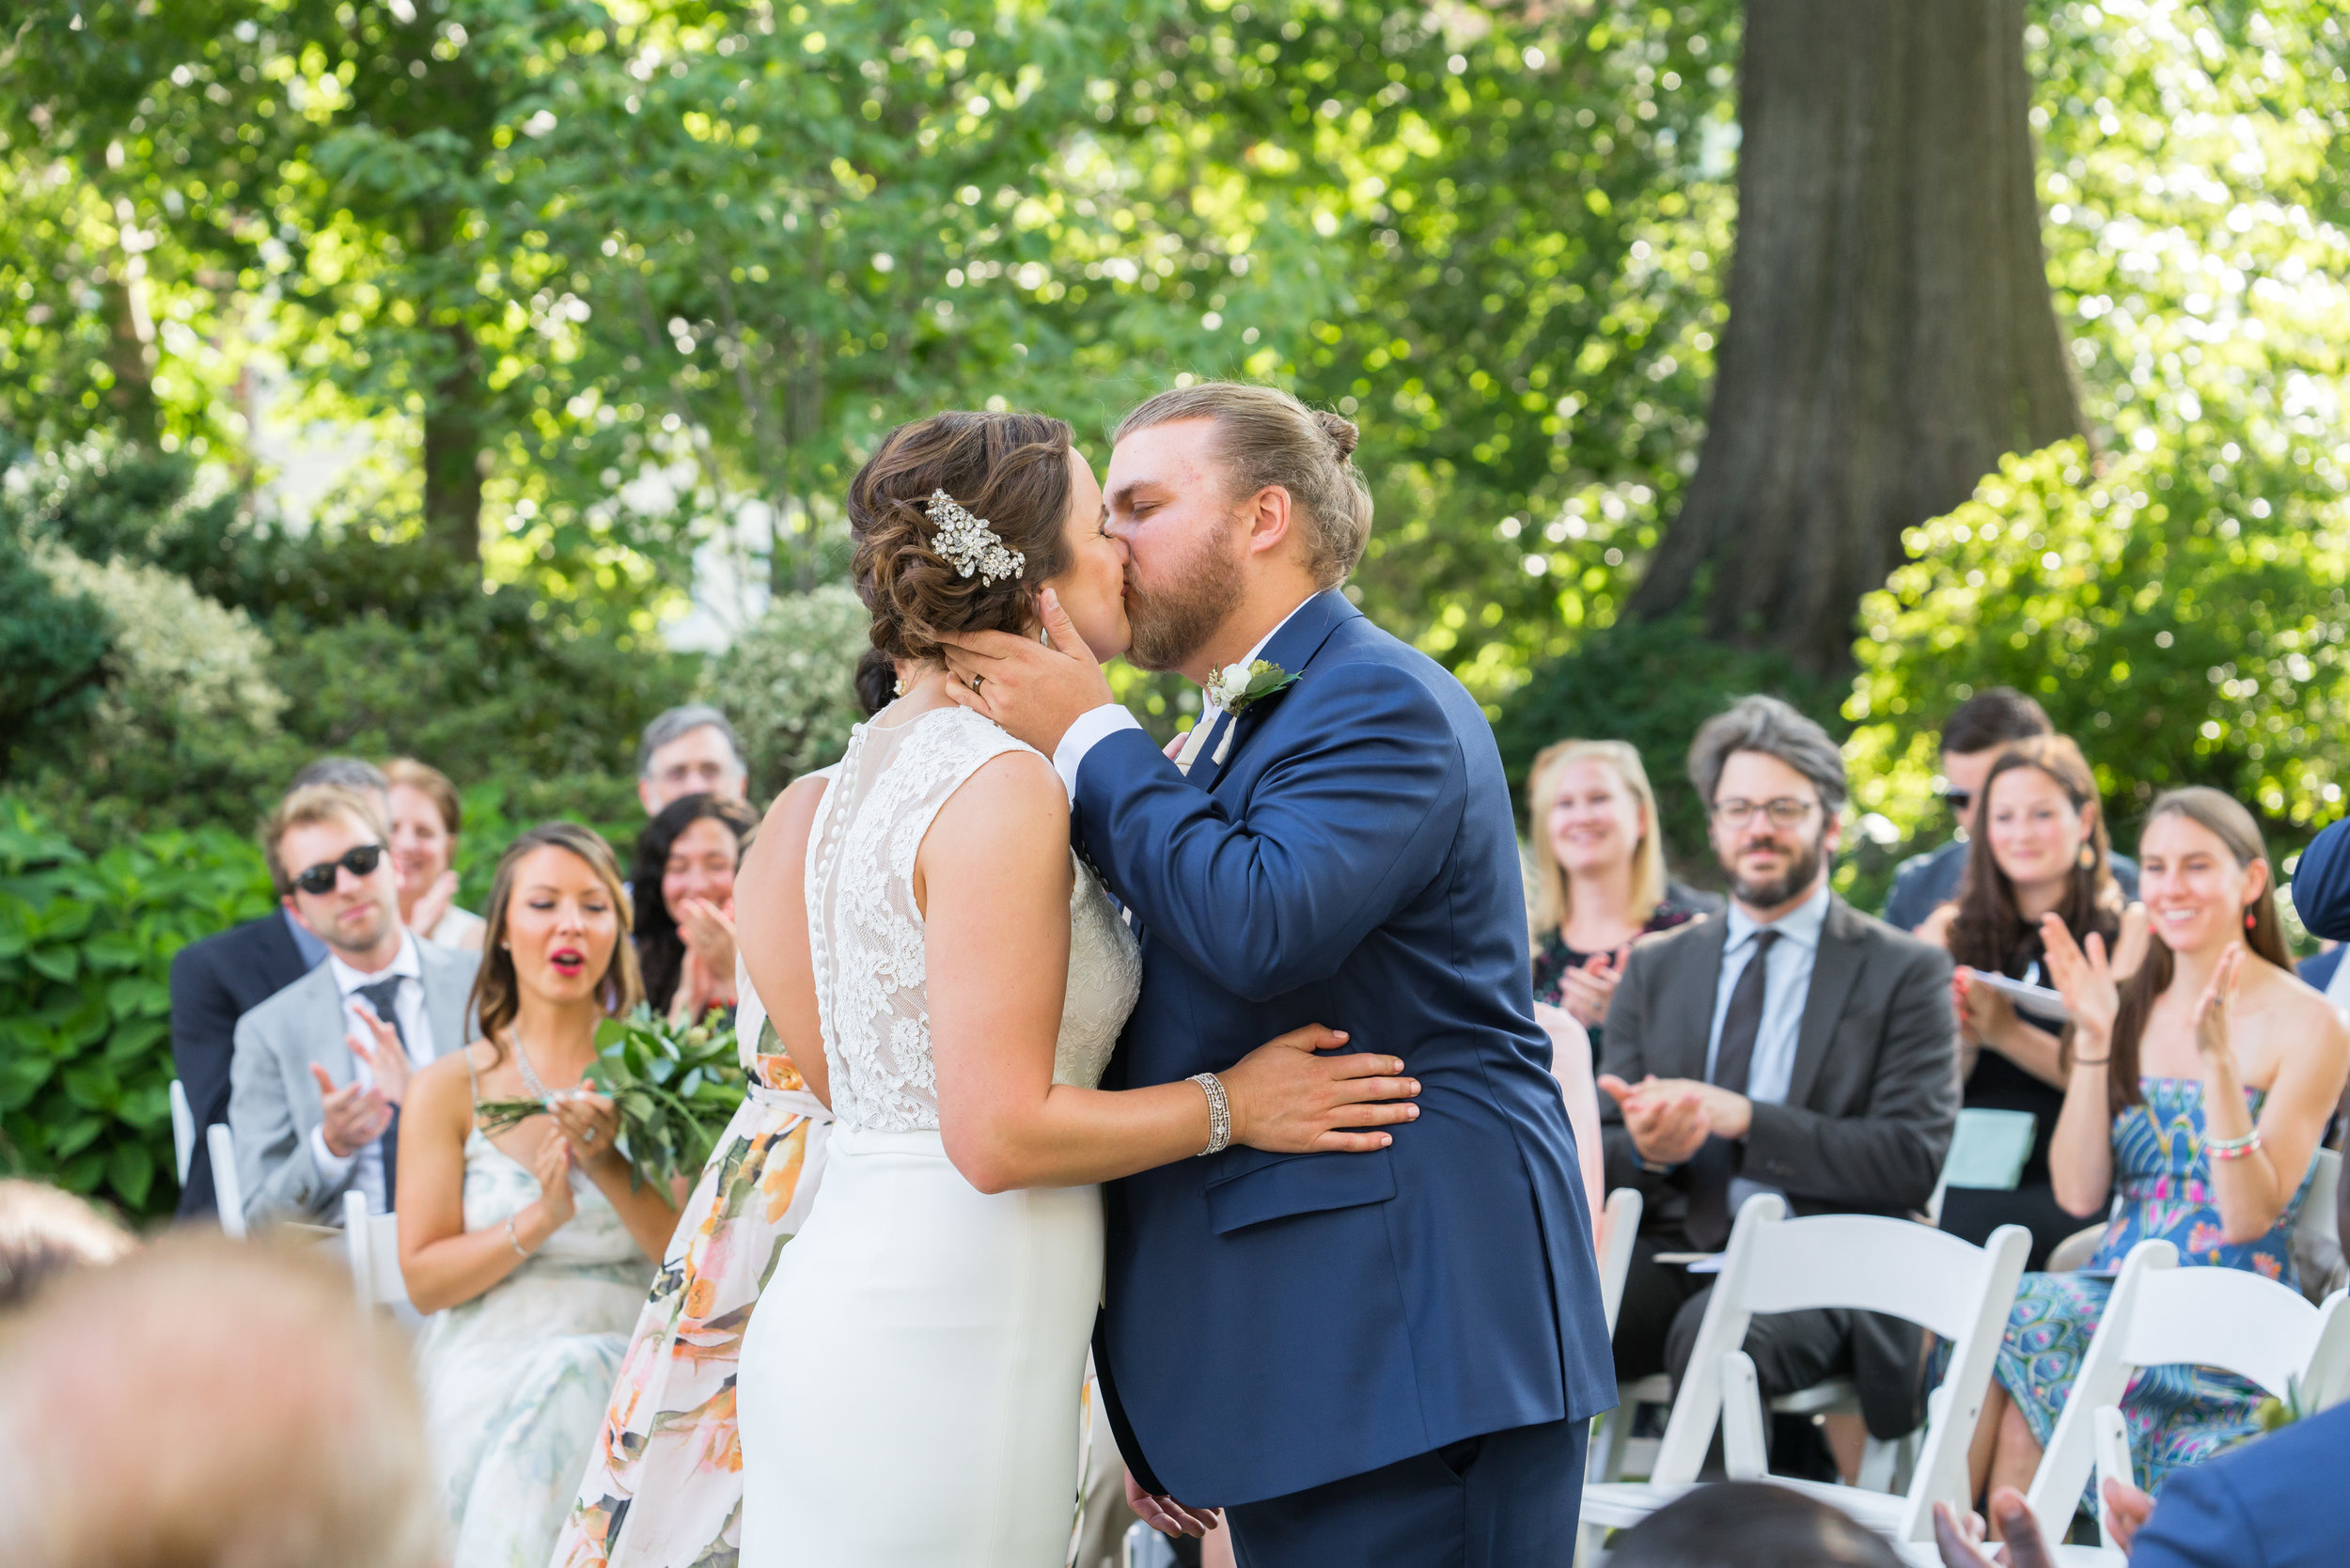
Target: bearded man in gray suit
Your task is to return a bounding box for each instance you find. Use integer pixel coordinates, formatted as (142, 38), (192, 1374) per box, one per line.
(229, 785), (478, 1228)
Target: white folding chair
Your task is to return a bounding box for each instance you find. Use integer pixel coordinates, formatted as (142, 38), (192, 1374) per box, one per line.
(341, 1189), (412, 1314)
(206, 1122), (246, 1239)
(169, 1079), (196, 1186)
(1580, 1194), (2031, 1551)
(2018, 1238), (2350, 1560)
(1598, 1186), (1643, 1337)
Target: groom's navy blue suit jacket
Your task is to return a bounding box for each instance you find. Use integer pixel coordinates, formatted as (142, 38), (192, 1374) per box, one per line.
(1074, 590), (1617, 1506)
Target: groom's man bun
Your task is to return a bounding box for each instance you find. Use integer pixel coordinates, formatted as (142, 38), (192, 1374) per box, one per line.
(848, 411), (1075, 664)
(1116, 382), (1373, 588)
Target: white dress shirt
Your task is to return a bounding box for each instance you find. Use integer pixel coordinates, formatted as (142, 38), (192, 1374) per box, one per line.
(308, 931), (436, 1215)
(1050, 594), (1318, 801)
(1704, 881), (1831, 1215)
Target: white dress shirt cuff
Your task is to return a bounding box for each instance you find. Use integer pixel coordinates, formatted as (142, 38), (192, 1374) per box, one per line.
(309, 1123), (356, 1184)
(1052, 704), (1145, 801)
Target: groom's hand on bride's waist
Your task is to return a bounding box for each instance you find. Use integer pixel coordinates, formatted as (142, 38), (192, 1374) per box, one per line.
(1221, 1024), (1421, 1154)
(939, 588), (1114, 756)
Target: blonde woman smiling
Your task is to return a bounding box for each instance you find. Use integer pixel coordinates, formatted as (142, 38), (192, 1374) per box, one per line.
(1526, 739), (1716, 1053)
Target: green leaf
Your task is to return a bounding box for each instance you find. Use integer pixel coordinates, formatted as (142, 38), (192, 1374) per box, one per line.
(26, 945), (78, 982)
(108, 1140), (154, 1208)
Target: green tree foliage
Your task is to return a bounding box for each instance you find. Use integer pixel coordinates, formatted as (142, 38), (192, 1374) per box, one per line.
(0, 527), (112, 774)
(0, 805), (275, 1219)
(1845, 2), (2350, 854)
(703, 584), (870, 799)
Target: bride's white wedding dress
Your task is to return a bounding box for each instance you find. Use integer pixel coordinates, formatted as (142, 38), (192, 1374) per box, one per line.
(737, 704), (1142, 1567)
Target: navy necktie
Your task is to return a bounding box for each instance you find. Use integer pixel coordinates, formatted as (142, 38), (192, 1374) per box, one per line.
(355, 976), (407, 1209)
(1685, 929), (1778, 1252)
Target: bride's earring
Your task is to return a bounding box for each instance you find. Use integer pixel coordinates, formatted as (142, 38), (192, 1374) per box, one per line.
(893, 674), (907, 698)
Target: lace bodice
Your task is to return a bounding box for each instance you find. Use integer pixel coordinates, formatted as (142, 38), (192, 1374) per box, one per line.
(804, 705), (1141, 1132)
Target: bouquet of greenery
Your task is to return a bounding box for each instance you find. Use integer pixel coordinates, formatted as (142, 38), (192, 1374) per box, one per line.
(475, 1009), (746, 1190)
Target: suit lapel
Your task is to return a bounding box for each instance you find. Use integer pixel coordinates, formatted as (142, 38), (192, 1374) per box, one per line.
(296, 964), (357, 1088)
(1785, 898), (1864, 1109)
(418, 946), (476, 1060)
(1671, 918), (1731, 1080)
(1193, 589), (1361, 794)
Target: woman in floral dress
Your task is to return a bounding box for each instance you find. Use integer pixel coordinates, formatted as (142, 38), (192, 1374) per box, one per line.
(1967, 789), (2348, 1516)
(552, 965), (833, 1568)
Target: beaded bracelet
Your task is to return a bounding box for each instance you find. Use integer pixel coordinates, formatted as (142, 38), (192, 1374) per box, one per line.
(1190, 1072), (1232, 1157)
(2206, 1129), (2264, 1162)
(504, 1215), (533, 1260)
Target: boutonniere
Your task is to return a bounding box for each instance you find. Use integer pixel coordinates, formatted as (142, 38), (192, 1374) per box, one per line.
(1204, 659), (1299, 718)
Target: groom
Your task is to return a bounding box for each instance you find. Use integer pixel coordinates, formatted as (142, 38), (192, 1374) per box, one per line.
(943, 383), (1614, 1564)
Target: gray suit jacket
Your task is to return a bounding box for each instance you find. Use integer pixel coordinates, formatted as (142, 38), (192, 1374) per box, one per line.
(227, 941), (479, 1226)
(1599, 895), (1960, 1436)
(1598, 894), (1961, 1230)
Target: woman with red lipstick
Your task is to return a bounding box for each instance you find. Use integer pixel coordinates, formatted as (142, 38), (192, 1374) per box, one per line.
(398, 823), (682, 1568)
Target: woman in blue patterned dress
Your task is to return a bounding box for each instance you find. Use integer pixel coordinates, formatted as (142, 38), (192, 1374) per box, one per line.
(1966, 788), (2348, 1524)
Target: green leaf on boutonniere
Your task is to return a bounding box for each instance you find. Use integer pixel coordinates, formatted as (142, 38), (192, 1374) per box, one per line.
(1205, 658), (1300, 717)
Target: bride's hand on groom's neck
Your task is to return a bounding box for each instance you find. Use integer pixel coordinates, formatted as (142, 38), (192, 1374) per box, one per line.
(939, 588), (1114, 754)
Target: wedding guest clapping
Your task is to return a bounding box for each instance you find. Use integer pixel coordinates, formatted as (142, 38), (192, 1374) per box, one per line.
(1967, 788), (2349, 1517)
(632, 793), (760, 1025)
(386, 758), (487, 950)
(1526, 739), (1716, 1055)
(397, 824), (679, 1568)
(1915, 737), (2148, 1265)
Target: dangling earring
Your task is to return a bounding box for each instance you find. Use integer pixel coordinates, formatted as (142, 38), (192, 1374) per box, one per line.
(893, 674), (907, 698)
(2245, 907), (2258, 932)
(2078, 842), (2095, 870)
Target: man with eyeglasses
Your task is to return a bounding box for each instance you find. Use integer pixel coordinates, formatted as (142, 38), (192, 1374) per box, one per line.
(636, 705), (750, 816)
(168, 758), (393, 1219)
(1881, 689), (2137, 932)
(1595, 696), (1960, 1482)
(224, 785), (478, 1230)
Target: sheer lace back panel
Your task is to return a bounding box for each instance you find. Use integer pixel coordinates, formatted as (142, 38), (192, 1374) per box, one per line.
(804, 705), (1141, 1133)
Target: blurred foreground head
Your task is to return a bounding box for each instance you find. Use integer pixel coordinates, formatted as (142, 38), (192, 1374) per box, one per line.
(1606, 1481), (1904, 1568)
(0, 1234), (439, 1568)
(0, 1179), (135, 1309)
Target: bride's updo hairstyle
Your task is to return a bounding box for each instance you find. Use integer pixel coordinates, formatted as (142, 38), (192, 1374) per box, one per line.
(849, 411), (1076, 664)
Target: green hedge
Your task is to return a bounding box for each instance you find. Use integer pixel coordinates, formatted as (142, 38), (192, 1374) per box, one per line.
(0, 801), (273, 1218)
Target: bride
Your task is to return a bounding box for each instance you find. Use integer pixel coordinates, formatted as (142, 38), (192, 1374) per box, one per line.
(732, 410), (1422, 1566)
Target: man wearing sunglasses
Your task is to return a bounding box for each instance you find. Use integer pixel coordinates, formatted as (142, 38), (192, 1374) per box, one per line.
(1881, 688), (2137, 933)
(225, 785), (479, 1230)
(168, 757), (391, 1219)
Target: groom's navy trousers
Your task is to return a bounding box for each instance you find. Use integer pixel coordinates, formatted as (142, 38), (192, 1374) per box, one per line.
(1075, 590), (1617, 1559)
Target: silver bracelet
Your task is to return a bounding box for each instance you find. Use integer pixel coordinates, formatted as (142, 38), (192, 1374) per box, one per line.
(2204, 1127), (2261, 1155)
(504, 1215), (532, 1261)
(1190, 1073), (1232, 1156)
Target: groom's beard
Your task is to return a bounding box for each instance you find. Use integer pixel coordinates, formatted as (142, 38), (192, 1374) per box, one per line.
(1124, 519), (1246, 673)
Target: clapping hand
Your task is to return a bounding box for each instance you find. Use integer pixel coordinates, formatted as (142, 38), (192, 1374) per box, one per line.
(346, 1001), (411, 1105)
(407, 868), (460, 939)
(529, 1126), (578, 1231)
(2038, 914), (2120, 1047)
(2191, 943), (2246, 1066)
(309, 1063), (391, 1158)
(1597, 1074), (1716, 1165)
(1559, 949), (1622, 1030)
(1124, 1467), (1219, 1541)
(1951, 967), (2019, 1045)
(546, 1089), (622, 1170)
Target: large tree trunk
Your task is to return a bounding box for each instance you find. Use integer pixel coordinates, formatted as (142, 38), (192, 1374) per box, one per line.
(1627, 0), (2084, 675)
(420, 322), (485, 568)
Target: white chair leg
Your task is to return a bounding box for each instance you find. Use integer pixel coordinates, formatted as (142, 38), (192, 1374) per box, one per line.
(1720, 1351), (1768, 1482)
(206, 1123), (245, 1239)
(1856, 1433), (1901, 1493)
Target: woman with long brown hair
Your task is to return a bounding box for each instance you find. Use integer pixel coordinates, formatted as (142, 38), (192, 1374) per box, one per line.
(397, 823), (682, 1568)
(1966, 788), (2347, 1520)
(1916, 737), (2147, 1265)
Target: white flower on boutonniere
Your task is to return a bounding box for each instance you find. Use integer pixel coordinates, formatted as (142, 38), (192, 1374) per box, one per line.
(1203, 658), (1300, 717)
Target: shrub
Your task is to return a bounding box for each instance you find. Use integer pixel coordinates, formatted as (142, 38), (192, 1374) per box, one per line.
(0, 800), (274, 1220)
(0, 525), (111, 771)
(703, 584), (871, 799)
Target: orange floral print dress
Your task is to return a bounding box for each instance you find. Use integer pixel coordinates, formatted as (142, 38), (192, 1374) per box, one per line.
(552, 989), (832, 1568)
